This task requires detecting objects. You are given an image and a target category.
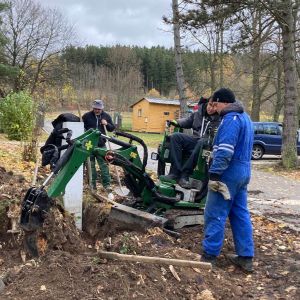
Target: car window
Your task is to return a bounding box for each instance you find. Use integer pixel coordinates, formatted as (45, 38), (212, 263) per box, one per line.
(278, 124), (283, 135)
(254, 124), (264, 134)
(263, 124), (279, 135)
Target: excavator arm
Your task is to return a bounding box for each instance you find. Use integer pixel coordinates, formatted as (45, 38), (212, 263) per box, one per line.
(20, 129), (175, 233)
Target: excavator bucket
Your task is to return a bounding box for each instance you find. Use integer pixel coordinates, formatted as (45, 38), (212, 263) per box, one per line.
(20, 187), (53, 256)
(20, 187), (53, 232)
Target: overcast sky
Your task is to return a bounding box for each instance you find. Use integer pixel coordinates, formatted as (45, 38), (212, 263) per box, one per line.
(39, 0), (174, 48)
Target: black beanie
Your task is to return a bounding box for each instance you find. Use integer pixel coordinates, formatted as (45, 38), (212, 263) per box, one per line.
(198, 96), (208, 105)
(212, 88), (236, 103)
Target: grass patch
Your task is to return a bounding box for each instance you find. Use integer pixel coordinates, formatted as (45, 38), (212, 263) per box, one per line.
(115, 131), (163, 148)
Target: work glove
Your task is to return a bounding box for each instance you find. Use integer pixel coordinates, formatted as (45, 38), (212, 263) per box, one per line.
(167, 120), (179, 127)
(208, 180), (231, 200)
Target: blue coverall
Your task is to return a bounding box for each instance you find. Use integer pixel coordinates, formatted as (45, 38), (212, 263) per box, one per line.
(202, 104), (254, 257)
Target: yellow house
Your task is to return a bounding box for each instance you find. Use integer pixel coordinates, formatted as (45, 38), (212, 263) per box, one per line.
(130, 97), (181, 133)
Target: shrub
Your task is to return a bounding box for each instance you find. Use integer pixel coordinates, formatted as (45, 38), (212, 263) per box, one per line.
(0, 91), (36, 141)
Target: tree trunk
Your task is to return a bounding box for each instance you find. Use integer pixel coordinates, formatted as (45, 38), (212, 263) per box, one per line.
(251, 50), (261, 121)
(172, 0), (187, 116)
(273, 47), (283, 122)
(281, 2), (299, 168)
(219, 26), (224, 87)
(250, 11), (261, 121)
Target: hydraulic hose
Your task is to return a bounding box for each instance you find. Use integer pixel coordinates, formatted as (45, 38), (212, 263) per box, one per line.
(115, 131), (148, 172)
(108, 152), (179, 205)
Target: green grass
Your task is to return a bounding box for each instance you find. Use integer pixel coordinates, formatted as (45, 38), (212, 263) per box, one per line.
(118, 131), (163, 148)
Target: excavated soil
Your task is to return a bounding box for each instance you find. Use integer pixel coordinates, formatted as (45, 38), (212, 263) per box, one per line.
(0, 167), (299, 300)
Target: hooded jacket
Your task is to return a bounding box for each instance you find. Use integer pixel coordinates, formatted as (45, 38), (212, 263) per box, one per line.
(177, 103), (221, 139)
(209, 101), (253, 180)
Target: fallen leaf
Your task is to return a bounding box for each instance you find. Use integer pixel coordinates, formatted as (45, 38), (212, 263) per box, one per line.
(285, 286), (297, 293)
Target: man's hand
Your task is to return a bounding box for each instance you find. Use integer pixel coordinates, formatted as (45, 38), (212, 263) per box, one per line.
(167, 120), (178, 127)
(208, 180), (230, 200)
(101, 119), (108, 126)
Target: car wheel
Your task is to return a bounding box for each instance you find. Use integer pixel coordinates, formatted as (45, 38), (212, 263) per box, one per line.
(252, 145), (264, 160)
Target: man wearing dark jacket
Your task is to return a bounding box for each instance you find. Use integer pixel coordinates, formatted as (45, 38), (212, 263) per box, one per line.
(82, 99), (115, 191)
(163, 98), (220, 187)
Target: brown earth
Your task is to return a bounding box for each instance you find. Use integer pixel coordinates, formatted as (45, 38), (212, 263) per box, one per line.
(0, 167), (300, 300)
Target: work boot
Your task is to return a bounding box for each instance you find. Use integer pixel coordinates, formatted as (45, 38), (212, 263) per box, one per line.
(160, 173), (179, 182)
(178, 177), (191, 189)
(227, 254), (253, 273)
(200, 252), (217, 267)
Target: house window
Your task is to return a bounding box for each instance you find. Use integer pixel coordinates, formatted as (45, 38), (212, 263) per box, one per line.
(164, 112), (170, 116)
(138, 109), (142, 117)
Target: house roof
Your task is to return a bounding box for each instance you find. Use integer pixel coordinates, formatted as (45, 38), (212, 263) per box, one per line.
(130, 97), (181, 108)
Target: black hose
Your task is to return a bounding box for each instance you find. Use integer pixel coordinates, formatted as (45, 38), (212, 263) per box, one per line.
(52, 144), (75, 174)
(107, 136), (133, 149)
(115, 131), (148, 172)
(111, 152), (179, 205)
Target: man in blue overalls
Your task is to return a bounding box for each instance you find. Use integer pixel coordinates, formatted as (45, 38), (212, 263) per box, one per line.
(201, 88), (254, 272)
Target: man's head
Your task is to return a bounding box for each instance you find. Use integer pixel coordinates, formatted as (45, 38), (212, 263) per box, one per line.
(206, 98), (217, 115)
(92, 99), (104, 115)
(211, 88), (236, 114)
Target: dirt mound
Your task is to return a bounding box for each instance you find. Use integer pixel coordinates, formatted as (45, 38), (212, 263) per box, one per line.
(0, 168), (299, 299)
(40, 207), (85, 254)
(0, 166), (28, 235)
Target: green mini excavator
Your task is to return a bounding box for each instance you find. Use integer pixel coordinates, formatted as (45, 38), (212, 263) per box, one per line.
(20, 125), (212, 245)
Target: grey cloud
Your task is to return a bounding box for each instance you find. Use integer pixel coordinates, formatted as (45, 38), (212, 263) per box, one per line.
(39, 0), (173, 47)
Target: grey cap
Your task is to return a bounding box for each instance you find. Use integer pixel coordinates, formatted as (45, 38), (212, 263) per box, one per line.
(92, 99), (104, 109)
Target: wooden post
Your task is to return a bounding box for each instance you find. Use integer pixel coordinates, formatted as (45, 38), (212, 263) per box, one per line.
(98, 251), (212, 269)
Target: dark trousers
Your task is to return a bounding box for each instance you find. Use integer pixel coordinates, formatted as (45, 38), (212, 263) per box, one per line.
(169, 132), (199, 177)
(182, 139), (206, 176)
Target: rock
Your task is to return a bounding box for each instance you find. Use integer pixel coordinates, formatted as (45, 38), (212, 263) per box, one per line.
(232, 285), (243, 297)
(195, 289), (215, 300)
(277, 245), (287, 252)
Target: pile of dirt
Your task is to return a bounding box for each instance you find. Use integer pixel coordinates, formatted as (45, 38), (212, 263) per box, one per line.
(0, 167), (299, 299)
(0, 166), (28, 235)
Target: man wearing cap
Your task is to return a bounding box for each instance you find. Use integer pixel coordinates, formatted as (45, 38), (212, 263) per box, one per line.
(82, 99), (115, 191)
(200, 88), (254, 273)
